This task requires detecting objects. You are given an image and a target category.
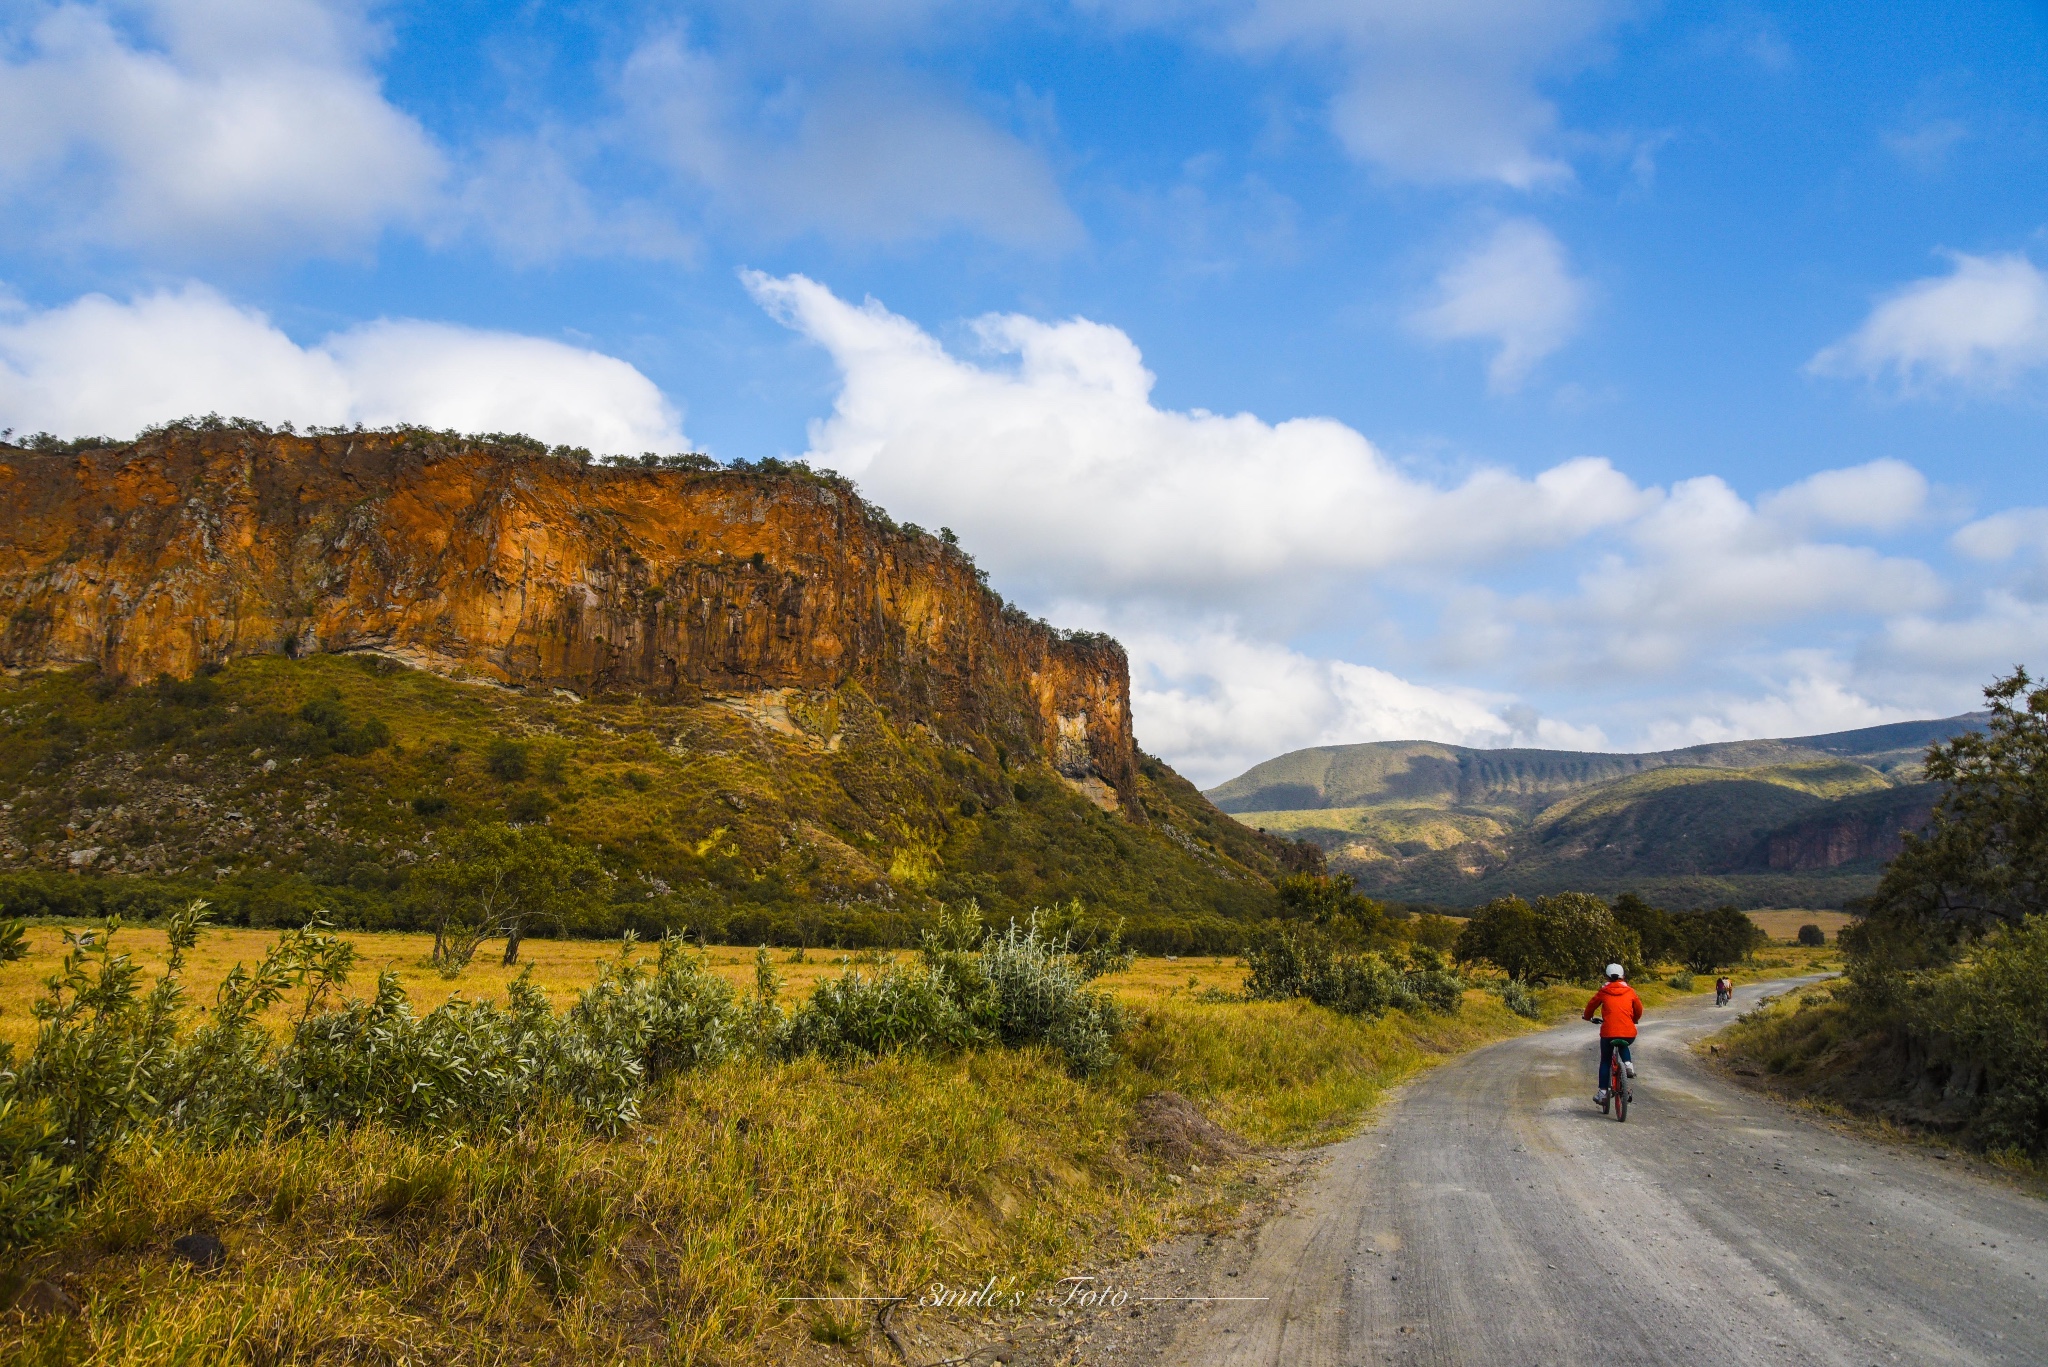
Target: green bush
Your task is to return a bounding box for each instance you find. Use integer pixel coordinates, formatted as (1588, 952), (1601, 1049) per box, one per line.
(781, 963), (980, 1061)
(1453, 892), (1639, 984)
(1244, 924), (1463, 1019)
(976, 917), (1125, 1075)
(1797, 923), (1826, 946)
(0, 913), (760, 1248)
(485, 739), (531, 781)
(777, 912), (1126, 1076)
(1906, 914), (2048, 1155)
(1497, 979), (1540, 1019)
(1668, 971), (1696, 991)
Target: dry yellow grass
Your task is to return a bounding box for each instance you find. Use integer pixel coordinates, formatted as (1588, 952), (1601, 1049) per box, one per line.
(1745, 909), (1858, 943)
(0, 924), (1250, 1050)
(0, 920), (1834, 1365)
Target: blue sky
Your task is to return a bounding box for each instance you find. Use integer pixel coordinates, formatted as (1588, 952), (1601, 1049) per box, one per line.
(3, 0), (2047, 784)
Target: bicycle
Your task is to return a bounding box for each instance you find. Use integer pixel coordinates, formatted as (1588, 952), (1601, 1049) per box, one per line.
(1594, 1026), (1634, 1120)
(1714, 978), (1733, 1007)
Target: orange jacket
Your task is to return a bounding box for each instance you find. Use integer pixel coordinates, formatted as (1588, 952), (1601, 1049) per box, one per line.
(1583, 980), (1643, 1039)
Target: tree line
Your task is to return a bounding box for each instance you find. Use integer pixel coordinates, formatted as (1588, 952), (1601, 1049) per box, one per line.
(1829, 668), (2048, 1155)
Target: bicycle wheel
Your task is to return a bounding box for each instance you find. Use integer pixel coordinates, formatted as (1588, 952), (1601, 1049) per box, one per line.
(1611, 1051), (1628, 1122)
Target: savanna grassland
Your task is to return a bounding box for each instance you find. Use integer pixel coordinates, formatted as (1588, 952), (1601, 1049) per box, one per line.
(0, 916), (1576, 1367)
(0, 926), (1261, 1053)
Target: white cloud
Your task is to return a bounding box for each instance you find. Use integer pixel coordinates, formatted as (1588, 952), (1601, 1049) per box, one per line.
(1880, 590), (2048, 670)
(1756, 457), (1927, 532)
(1639, 672), (1915, 750)
(1098, 0), (1632, 187)
(1809, 251), (2048, 393)
(747, 270), (1646, 605)
(744, 275), (2007, 767)
(1954, 507), (2048, 562)
(451, 132), (698, 267)
(1409, 218), (1586, 392)
(618, 35), (1080, 250)
(0, 0), (443, 257)
(0, 284), (686, 453)
(1568, 475), (1943, 669)
(1429, 469), (1946, 684)
(1109, 615), (1603, 786)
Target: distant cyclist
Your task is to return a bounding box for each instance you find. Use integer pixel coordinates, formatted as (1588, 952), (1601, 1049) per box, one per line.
(1584, 963), (1643, 1113)
(1715, 976), (1733, 1007)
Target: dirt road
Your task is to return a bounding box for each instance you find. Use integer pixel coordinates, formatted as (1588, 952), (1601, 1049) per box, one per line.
(1126, 979), (2048, 1366)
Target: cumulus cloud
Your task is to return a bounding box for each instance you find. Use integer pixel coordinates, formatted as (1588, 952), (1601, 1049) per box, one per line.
(0, 284), (686, 453)
(1409, 218), (1586, 392)
(0, 0), (443, 257)
(1756, 458), (1927, 532)
(743, 274), (2008, 764)
(1878, 591), (2048, 679)
(1809, 250), (2048, 393)
(1954, 507), (2048, 562)
(1558, 475), (1944, 673)
(618, 34), (1079, 250)
(1638, 672), (1916, 750)
(1109, 615), (1604, 786)
(747, 270), (1646, 604)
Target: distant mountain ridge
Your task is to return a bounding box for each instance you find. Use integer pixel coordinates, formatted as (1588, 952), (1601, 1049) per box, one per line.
(1205, 715), (1985, 910)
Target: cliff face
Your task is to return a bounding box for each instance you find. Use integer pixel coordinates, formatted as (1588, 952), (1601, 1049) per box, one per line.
(1765, 786), (1939, 871)
(0, 428), (1140, 811)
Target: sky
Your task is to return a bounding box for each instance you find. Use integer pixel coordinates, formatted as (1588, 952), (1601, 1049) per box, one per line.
(3, 1), (2047, 786)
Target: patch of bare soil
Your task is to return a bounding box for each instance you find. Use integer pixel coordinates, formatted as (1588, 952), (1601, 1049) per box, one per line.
(1126, 1090), (1251, 1171)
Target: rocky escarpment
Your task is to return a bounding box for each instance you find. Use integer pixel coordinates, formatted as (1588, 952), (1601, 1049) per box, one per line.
(1764, 784), (1939, 871)
(0, 425), (1140, 812)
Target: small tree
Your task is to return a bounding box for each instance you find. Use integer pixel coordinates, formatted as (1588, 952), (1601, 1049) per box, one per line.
(1675, 906), (1765, 972)
(1455, 892), (1638, 984)
(1278, 873), (1393, 943)
(1859, 668), (2048, 965)
(1797, 923), (1826, 947)
(1455, 896), (1546, 981)
(1612, 893), (1680, 966)
(414, 823), (607, 966)
(1531, 892), (1640, 983)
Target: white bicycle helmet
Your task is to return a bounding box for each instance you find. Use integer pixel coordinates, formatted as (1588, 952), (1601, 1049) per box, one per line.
(1605, 963), (1625, 979)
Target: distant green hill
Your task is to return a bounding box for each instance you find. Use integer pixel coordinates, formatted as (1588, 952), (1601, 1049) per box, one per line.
(1207, 717), (1982, 910)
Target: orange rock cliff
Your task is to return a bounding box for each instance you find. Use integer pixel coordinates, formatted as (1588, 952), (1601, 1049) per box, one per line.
(0, 427), (1143, 813)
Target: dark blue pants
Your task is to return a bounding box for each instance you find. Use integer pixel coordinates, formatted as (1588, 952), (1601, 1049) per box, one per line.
(1597, 1036), (1634, 1089)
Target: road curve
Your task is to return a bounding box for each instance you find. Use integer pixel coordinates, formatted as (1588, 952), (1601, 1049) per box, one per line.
(1143, 978), (2048, 1367)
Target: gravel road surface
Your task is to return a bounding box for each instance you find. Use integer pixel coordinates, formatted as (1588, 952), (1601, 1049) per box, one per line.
(1134, 978), (2048, 1367)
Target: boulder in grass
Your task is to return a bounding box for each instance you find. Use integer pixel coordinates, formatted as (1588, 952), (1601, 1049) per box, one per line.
(170, 1231), (227, 1269)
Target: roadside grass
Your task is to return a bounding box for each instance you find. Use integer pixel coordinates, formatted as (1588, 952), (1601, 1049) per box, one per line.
(0, 929), (1541, 1365)
(1702, 983), (2048, 1195)
(0, 927), (1833, 1364)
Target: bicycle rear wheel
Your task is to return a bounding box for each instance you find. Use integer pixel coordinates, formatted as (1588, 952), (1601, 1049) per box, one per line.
(1611, 1051), (1628, 1122)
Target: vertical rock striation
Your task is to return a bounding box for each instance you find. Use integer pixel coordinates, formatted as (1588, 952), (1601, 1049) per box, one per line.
(0, 427), (1142, 813)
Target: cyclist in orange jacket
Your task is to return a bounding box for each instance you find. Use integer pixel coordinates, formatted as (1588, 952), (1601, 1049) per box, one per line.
(1584, 963), (1643, 1112)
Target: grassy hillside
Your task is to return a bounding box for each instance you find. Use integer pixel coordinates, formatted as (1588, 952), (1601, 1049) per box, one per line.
(1211, 718), (1980, 910)
(0, 657), (1302, 951)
